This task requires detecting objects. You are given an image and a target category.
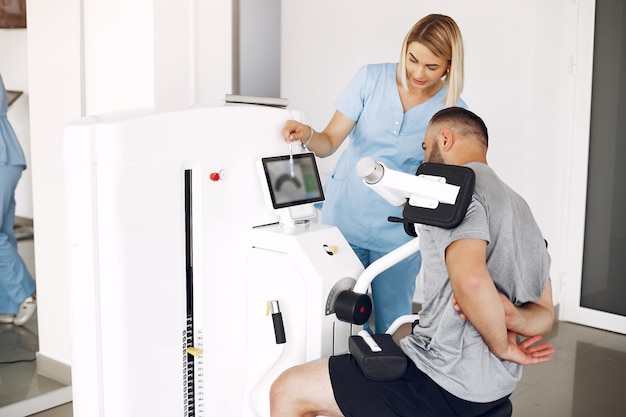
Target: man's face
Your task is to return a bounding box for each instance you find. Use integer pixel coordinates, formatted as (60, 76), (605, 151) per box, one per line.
(422, 126), (445, 164)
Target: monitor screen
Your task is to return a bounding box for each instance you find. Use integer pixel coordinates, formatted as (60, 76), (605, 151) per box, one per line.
(260, 152), (325, 209)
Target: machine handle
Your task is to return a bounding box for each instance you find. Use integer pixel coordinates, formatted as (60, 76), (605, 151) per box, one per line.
(272, 312), (286, 344)
(269, 300), (286, 344)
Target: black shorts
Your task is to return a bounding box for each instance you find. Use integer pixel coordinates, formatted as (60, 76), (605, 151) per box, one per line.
(329, 353), (510, 417)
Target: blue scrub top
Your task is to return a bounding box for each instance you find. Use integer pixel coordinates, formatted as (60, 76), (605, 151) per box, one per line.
(0, 74), (26, 168)
(321, 63), (466, 252)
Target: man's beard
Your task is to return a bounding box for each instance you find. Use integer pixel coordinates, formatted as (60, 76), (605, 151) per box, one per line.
(427, 143), (444, 164)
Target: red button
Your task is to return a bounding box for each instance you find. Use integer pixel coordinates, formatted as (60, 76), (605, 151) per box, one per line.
(209, 172), (220, 181)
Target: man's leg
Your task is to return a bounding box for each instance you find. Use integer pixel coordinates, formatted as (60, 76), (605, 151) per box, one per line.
(270, 357), (344, 417)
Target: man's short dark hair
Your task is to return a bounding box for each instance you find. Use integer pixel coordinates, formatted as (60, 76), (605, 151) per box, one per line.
(430, 107), (489, 147)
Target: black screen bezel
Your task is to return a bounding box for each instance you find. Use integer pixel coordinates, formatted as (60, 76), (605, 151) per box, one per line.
(261, 152), (325, 209)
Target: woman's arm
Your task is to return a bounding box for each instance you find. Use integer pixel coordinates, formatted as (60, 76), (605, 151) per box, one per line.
(282, 111), (355, 158)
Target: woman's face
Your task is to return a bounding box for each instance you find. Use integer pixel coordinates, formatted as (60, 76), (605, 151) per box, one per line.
(405, 41), (450, 94)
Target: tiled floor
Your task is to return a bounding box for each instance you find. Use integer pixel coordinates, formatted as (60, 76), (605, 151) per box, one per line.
(2, 220), (626, 416)
(511, 321), (626, 416)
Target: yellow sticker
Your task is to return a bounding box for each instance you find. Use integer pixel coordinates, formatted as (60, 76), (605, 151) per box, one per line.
(186, 347), (203, 357)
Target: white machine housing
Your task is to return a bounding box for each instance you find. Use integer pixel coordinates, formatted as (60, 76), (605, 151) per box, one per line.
(63, 104), (364, 417)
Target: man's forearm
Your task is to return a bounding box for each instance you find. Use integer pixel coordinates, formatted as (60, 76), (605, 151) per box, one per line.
(503, 280), (554, 336)
(452, 274), (511, 357)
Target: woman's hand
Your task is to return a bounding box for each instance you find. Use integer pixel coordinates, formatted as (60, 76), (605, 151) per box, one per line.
(280, 111), (355, 158)
(282, 120), (310, 144)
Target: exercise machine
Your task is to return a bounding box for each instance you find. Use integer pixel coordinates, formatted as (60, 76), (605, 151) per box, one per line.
(64, 104), (364, 417)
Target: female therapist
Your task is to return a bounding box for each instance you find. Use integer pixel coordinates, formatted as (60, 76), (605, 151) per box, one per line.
(282, 14), (467, 333)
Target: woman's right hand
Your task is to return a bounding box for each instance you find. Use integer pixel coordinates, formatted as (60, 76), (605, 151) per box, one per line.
(282, 119), (310, 144)
(280, 111), (355, 158)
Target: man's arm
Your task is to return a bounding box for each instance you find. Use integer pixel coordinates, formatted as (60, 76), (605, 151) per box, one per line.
(445, 238), (555, 365)
(452, 282), (555, 337)
(445, 238), (510, 357)
(499, 280), (554, 336)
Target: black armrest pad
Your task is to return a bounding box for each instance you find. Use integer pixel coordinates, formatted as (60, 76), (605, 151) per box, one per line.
(349, 334), (408, 381)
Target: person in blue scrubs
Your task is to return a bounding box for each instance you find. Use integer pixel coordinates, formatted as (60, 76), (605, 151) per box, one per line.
(282, 14), (467, 333)
(0, 74), (37, 326)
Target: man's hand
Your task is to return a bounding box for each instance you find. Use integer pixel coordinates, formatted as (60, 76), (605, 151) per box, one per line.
(499, 293), (527, 331)
(452, 295), (468, 320)
(500, 332), (555, 365)
(452, 295), (556, 365)
(453, 280), (554, 337)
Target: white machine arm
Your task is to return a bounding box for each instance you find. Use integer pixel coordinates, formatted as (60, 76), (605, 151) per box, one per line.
(352, 238), (421, 294)
(333, 157), (475, 326)
(350, 157), (465, 294)
(356, 156), (460, 209)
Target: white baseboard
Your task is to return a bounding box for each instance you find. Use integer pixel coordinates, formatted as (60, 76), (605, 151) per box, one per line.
(0, 386), (72, 417)
(36, 353), (72, 386)
(0, 354), (73, 417)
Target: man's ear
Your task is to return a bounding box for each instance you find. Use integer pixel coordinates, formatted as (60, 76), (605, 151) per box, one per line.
(440, 127), (454, 151)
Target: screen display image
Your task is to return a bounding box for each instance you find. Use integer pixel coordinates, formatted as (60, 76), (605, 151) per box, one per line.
(261, 153), (325, 209)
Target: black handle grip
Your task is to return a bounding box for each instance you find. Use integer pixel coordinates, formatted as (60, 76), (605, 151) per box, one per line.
(272, 312), (286, 344)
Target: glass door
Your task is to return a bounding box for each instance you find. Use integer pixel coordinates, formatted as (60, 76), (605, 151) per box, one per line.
(564, 0), (626, 334)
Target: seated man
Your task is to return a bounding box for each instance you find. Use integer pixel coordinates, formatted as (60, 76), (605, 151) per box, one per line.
(269, 107), (555, 417)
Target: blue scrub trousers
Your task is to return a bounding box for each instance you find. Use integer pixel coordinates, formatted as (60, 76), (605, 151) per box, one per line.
(0, 164), (36, 315)
(351, 245), (420, 334)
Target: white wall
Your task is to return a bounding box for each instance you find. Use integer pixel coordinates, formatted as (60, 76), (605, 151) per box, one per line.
(26, 0), (234, 372)
(27, 0), (90, 374)
(0, 28), (32, 218)
(281, 0), (585, 311)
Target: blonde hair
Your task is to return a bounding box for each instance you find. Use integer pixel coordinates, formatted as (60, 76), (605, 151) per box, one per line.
(398, 14), (464, 107)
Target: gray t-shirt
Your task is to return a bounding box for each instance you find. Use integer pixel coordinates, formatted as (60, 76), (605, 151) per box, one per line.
(399, 162), (551, 402)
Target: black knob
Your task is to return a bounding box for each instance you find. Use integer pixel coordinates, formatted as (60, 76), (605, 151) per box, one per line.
(334, 290), (372, 325)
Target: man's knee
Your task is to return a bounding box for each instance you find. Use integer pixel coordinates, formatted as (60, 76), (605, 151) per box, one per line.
(270, 359), (331, 416)
(269, 367), (296, 414)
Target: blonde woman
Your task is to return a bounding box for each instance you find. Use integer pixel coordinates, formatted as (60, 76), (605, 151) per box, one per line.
(282, 14), (466, 334)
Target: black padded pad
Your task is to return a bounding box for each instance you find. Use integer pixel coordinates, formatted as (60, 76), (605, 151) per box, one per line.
(401, 163), (475, 229)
